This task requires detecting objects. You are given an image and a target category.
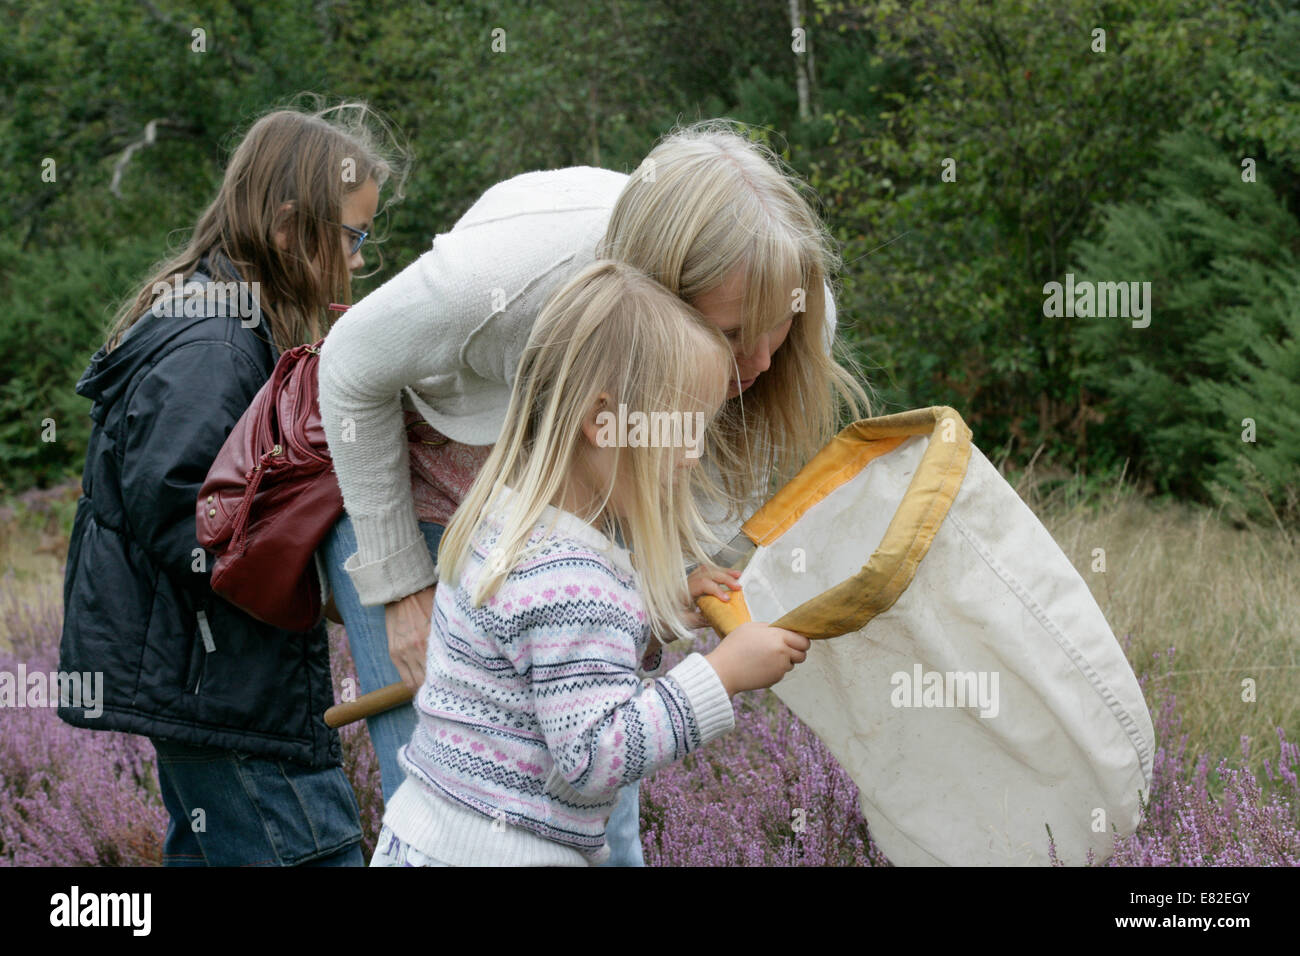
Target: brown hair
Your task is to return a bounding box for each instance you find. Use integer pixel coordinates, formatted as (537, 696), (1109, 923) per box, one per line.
(107, 97), (409, 353)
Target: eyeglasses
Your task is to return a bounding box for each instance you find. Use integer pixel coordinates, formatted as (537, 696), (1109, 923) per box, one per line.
(340, 224), (369, 256)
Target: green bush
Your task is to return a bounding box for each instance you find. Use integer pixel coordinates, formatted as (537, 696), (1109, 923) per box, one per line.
(5, 0), (1300, 524)
(1069, 130), (1300, 524)
(1190, 268), (1300, 528)
(806, 0), (1271, 467)
(0, 239), (162, 493)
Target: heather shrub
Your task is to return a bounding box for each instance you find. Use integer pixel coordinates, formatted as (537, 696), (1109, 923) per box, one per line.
(0, 574), (166, 866)
(1099, 647), (1300, 866)
(641, 631), (892, 866)
(2, 543), (1296, 866)
(327, 624), (383, 863)
(649, 631), (1300, 867)
(0, 576), (383, 867)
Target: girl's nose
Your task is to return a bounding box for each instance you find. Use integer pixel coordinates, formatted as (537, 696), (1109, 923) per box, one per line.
(348, 249), (365, 274)
(741, 334), (773, 374)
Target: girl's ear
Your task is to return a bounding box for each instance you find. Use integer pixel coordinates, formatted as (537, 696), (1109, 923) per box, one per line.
(272, 201), (295, 253)
(580, 392), (612, 448)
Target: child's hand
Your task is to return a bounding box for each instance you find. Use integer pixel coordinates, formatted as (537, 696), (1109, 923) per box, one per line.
(688, 564), (742, 602)
(682, 565), (743, 629)
(704, 621), (810, 696)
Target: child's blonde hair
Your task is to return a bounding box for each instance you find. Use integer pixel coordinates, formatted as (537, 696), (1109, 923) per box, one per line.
(599, 119), (873, 514)
(438, 260), (732, 642)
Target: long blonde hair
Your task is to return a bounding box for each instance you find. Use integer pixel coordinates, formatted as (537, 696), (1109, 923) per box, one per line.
(438, 260), (731, 642)
(599, 119), (872, 515)
(107, 97), (409, 353)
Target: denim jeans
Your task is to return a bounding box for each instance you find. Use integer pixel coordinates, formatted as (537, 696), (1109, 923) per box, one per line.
(320, 513), (646, 867)
(320, 516), (434, 805)
(151, 739), (363, 866)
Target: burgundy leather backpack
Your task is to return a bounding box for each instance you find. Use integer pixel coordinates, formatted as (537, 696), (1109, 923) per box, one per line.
(197, 340), (342, 632)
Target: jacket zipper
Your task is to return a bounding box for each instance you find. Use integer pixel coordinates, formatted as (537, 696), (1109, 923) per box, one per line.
(193, 609), (216, 694)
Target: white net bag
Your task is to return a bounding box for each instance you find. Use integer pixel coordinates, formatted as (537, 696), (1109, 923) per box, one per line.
(699, 406), (1155, 866)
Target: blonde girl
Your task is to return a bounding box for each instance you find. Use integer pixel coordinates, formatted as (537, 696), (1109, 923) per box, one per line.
(369, 260), (810, 866)
(319, 118), (869, 864)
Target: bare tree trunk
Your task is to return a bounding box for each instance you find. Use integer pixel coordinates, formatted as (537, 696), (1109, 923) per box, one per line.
(806, 4), (819, 115)
(790, 0), (811, 122)
(588, 81), (601, 168)
(315, 0), (338, 44)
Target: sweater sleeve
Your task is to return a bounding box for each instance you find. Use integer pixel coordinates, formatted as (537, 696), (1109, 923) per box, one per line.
(505, 560), (734, 804)
(318, 169), (625, 607)
(318, 232), (556, 605)
(318, 254), (445, 606)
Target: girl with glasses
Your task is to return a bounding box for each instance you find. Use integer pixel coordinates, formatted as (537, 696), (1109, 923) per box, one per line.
(58, 99), (407, 866)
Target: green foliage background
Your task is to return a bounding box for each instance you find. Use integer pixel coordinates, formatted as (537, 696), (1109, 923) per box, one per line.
(2, 0), (1297, 525)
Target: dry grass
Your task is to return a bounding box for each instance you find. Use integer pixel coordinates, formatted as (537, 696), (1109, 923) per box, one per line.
(1015, 460), (1299, 783)
(0, 482), (77, 648)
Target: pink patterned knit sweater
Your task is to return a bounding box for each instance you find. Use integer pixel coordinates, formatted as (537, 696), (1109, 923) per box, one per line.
(384, 485), (735, 864)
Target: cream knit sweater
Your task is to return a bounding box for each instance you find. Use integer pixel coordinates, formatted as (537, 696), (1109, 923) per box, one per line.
(318, 165), (838, 607)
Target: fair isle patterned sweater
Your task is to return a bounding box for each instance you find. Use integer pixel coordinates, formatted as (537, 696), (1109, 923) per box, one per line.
(384, 486), (736, 866)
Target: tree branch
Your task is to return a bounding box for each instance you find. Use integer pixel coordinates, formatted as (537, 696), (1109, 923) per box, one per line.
(108, 117), (196, 198)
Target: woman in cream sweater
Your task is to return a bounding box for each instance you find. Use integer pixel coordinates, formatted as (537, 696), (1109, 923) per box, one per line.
(317, 119), (869, 866)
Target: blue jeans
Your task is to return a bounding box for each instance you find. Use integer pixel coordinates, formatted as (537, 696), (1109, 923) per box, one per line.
(151, 739), (363, 866)
(320, 513), (645, 866)
(320, 516), (435, 805)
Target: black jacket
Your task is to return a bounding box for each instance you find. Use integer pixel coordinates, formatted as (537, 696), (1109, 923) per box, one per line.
(57, 255), (341, 768)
